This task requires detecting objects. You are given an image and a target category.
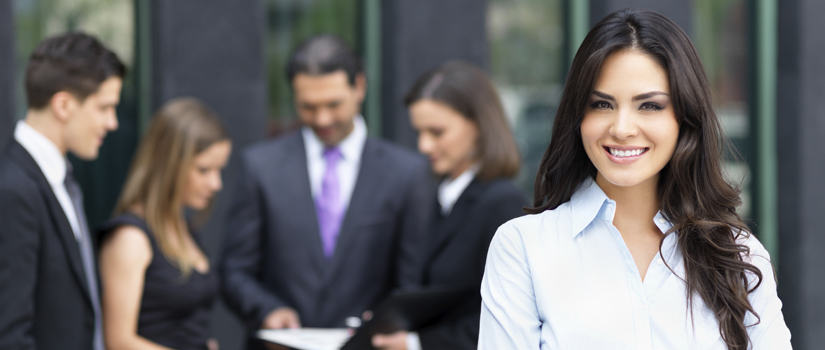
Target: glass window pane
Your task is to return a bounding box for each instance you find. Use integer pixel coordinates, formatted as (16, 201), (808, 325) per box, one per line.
(13, 0), (137, 227)
(694, 0), (754, 220)
(487, 0), (565, 195)
(265, 0), (358, 135)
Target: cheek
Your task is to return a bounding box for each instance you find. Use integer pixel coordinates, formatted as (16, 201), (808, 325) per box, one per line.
(185, 172), (202, 195)
(455, 133), (477, 160)
(580, 116), (599, 144)
(297, 112), (314, 125)
(580, 118), (601, 154)
(655, 117), (680, 153)
(334, 101), (355, 120)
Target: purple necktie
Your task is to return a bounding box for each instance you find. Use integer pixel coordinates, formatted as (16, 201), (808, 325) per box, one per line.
(316, 147), (344, 257)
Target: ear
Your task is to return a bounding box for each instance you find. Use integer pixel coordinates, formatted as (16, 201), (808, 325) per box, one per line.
(49, 91), (80, 123)
(354, 73), (367, 102)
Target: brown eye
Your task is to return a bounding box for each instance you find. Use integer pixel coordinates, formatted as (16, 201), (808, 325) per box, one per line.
(589, 100), (613, 110)
(639, 102), (664, 111)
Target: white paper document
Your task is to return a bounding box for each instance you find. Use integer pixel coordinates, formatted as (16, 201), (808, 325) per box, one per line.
(256, 328), (352, 350)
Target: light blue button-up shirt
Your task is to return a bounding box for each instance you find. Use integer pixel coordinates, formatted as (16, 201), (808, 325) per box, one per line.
(479, 178), (791, 349)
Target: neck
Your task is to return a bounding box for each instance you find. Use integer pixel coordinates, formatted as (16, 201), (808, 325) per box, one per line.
(595, 174), (660, 233)
(24, 110), (66, 155)
(446, 158), (480, 181)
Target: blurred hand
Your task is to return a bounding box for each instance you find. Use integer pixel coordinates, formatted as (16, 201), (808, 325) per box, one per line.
(207, 338), (219, 350)
(372, 331), (408, 350)
(261, 307), (301, 329)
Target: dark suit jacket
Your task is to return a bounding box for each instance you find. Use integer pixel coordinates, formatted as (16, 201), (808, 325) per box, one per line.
(0, 141), (96, 350)
(418, 178), (526, 349)
(220, 131), (433, 336)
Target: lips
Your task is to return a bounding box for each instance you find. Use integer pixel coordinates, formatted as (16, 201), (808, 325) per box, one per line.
(603, 146), (649, 163)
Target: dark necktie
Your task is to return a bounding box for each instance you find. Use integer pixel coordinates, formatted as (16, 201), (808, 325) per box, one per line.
(64, 165), (104, 350)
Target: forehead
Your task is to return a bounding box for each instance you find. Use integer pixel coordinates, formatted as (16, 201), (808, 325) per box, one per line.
(593, 49), (669, 94)
(410, 99), (464, 124)
(83, 76), (123, 104)
(194, 140), (232, 164)
(292, 71), (353, 102)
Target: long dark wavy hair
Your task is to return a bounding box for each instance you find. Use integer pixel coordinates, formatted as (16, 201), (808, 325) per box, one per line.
(528, 9), (762, 349)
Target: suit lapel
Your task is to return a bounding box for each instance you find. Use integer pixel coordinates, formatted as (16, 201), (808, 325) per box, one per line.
(281, 134), (328, 272)
(323, 139), (385, 280)
(426, 179), (485, 266)
(9, 142), (91, 301)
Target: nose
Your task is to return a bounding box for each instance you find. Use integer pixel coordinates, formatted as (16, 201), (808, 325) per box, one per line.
(108, 111), (119, 131)
(315, 107), (334, 127)
(417, 133), (434, 155)
(209, 171), (223, 192)
(609, 107), (639, 140)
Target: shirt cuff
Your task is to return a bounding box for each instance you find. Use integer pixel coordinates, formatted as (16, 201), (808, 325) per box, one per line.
(406, 332), (422, 350)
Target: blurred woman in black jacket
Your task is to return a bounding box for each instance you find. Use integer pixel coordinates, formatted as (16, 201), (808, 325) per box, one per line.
(372, 61), (526, 350)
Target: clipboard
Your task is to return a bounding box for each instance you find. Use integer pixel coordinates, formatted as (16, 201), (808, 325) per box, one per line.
(256, 328), (351, 350)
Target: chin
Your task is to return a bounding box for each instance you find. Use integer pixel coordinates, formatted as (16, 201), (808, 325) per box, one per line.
(74, 150), (99, 161)
(432, 166), (449, 177)
(598, 172), (656, 189)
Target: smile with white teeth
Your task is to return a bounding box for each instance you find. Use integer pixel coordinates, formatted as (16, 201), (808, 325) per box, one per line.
(607, 147), (646, 158)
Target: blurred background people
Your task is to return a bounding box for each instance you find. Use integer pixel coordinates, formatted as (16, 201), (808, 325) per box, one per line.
(98, 97), (231, 350)
(219, 34), (433, 349)
(479, 9), (790, 349)
(0, 32), (124, 350)
(371, 61), (526, 350)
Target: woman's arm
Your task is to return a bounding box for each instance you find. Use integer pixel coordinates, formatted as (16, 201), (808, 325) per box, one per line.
(741, 235), (792, 349)
(99, 225), (172, 350)
(478, 221), (542, 349)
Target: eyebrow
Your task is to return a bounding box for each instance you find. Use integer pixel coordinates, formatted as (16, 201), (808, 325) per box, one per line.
(591, 90), (669, 101)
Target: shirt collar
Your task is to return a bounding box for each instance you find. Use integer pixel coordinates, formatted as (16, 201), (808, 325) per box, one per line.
(569, 177), (611, 237)
(568, 177), (674, 237)
(438, 163), (479, 215)
(14, 120), (68, 186)
(302, 115), (367, 162)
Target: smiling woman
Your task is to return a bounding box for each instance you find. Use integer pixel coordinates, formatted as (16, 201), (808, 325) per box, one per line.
(581, 49), (679, 193)
(478, 8), (791, 350)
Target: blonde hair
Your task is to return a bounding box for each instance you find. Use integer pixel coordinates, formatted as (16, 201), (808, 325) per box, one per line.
(115, 97), (228, 276)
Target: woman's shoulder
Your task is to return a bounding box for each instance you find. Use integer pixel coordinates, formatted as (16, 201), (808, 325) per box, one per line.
(481, 178), (522, 195)
(492, 202), (576, 245)
(735, 231), (773, 269)
(99, 217), (153, 267)
(99, 212), (149, 232)
(98, 213), (154, 244)
(476, 178), (528, 207)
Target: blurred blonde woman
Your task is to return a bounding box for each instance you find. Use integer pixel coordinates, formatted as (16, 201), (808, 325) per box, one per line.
(99, 97), (231, 350)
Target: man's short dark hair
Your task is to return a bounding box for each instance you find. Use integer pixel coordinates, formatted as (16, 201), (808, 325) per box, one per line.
(25, 32), (126, 109)
(286, 34), (363, 86)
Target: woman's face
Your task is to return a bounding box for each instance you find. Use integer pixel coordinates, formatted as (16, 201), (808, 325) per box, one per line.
(580, 49), (679, 191)
(409, 99), (479, 179)
(183, 140), (232, 210)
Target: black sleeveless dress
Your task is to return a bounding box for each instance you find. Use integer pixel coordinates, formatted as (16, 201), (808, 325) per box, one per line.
(100, 213), (218, 350)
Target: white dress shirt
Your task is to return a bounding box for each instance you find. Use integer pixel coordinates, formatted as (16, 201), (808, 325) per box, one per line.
(437, 164), (479, 215)
(479, 177), (791, 350)
(302, 116), (367, 212)
(14, 121), (82, 240)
